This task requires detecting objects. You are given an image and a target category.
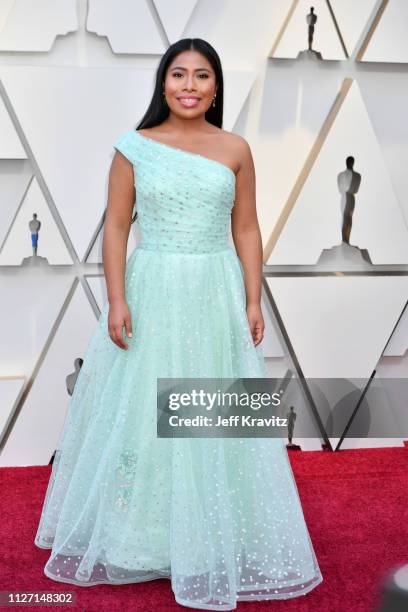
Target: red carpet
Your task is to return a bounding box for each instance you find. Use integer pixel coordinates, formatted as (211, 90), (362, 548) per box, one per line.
(1, 443), (407, 612)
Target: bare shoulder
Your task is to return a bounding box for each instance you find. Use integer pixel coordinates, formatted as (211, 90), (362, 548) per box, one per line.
(218, 130), (253, 172)
(218, 129), (248, 149)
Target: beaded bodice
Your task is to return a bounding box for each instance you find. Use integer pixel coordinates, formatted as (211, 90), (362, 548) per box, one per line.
(113, 130), (236, 254)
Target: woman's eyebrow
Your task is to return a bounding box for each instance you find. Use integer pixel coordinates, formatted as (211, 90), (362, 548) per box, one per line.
(170, 66), (210, 71)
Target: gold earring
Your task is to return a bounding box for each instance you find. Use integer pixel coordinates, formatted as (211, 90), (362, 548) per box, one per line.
(212, 93), (216, 107)
(162, 89), (167, 105)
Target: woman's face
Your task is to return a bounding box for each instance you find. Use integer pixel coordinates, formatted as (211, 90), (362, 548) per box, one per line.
(163, 50), (217, 117)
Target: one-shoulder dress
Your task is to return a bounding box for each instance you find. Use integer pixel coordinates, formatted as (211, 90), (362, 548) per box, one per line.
(34, 129), (323, 610)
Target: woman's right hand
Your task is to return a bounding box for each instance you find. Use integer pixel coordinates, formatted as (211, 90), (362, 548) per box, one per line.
(108, 299), (133, 350)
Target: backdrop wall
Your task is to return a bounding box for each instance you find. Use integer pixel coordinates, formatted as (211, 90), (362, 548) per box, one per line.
(1, 0), (407, 465)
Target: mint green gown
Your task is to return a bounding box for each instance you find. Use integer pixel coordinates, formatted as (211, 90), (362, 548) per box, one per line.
(34, 129), (323, 610)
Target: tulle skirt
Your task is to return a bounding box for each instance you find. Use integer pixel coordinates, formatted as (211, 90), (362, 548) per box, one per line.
(34, 245), (323, 610)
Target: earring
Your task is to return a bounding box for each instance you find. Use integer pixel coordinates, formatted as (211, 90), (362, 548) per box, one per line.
(212, 93), (216, 107)
(162, 90), (167, 105)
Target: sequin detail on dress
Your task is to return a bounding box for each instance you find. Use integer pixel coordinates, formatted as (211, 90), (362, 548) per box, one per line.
(34, 129), (323, 610)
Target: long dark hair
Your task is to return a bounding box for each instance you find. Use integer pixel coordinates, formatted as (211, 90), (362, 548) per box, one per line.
(130, 38), (225, 224)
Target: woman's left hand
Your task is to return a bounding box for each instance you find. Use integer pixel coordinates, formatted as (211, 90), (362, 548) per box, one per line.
(246, 303), (265, 346)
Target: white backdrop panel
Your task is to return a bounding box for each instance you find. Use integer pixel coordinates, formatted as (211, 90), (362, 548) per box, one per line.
(0, 377), (25, 445)
(330, 0), (379, 58)
(0, 283), (100, 467)
(251, 63), (345, 253)
(86, 275), (108, 312)
(362, 0), (408, 63)
(268, 80), (408, 265)
(0, 164), (31, 250)
(382, 307), (408, 357)
(87, 0), (165, 54)
(0, 96), (25, 158)
(153, 0), (198, 45)
(0, 0), (77, 52)
(267, 276), (408, 378)
(0, 272), (74, 375)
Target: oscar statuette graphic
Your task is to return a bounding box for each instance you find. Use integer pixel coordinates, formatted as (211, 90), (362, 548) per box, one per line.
(297, 6), (323, 61)
(317, 156), (372, 268)
(21, 213), (50, 266)
(286, 405), (301, 450)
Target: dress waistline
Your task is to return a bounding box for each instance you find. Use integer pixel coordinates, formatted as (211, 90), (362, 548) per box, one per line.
(136, 245), (233, 256)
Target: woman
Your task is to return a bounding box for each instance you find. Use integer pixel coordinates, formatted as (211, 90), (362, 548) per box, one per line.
(35, 38), (323, 610)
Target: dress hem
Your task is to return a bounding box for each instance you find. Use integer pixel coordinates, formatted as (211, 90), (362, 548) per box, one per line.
(37, 541), (323, 611)
(175, 574), (323, 610)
